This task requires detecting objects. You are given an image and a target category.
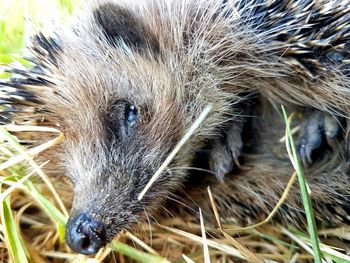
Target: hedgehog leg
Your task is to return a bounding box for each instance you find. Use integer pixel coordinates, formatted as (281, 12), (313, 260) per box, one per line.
(297, 110), (341, 167)
(209, 121), (243, 182)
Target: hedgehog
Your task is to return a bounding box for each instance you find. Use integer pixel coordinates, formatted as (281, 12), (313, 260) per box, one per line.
(1, 0), (350, 255)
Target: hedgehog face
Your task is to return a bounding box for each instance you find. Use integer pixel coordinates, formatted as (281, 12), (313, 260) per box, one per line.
(29, 0), (235, 254)
(36, 2), (190, 255)
(63, 100), (184, 255)
(61, 82), (187, 254)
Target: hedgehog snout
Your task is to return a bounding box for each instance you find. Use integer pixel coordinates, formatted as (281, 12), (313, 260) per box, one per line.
(65, 212), (107, 255)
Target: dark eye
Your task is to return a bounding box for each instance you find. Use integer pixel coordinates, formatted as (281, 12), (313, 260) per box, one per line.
(107, 100), (138, 140)
(124, 103), (138, 128)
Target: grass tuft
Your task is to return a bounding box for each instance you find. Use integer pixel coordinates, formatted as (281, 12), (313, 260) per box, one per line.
(282, 106), (322, 263)
(1, 197), (29, 263)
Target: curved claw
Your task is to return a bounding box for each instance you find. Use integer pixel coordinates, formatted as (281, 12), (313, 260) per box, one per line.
(298, 142), (315, 167)
(209, 142), (234, 182)
(297, 111), (340, 167)
(209, 122), (243, 181)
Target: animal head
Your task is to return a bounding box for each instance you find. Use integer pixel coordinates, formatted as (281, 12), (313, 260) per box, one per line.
(5, 0), (238, 254)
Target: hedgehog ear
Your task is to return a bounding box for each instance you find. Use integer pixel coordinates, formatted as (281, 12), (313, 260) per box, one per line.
(93, 3), (159, 54)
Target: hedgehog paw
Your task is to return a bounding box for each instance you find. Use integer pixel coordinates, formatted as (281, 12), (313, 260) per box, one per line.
(209, 123), (243, 182)
(297, 111), (341, 167)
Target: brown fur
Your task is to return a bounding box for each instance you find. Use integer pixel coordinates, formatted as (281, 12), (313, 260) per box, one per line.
(2, 0), (350, 245)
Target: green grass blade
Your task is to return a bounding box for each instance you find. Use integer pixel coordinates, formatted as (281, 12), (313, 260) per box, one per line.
(322, 252), (350, 263)
(24, 180), (67, 241)
(24, 181), (67, 226)
(1, 196), (29, 263)
(111, 240), (169, 263)
(281, 106), (322, 263)
(0, 127), (67, 240)
(0, 173), (67, 241)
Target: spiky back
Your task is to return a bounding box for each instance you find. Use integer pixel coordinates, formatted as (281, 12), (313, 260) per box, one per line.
(2, 0), (350, 124)
(250, 0), (350, 77)
(0, 33), (59, 125)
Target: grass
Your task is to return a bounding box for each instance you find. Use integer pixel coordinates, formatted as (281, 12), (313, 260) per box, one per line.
(1, 1), (350, 262)
(1, 197), (29, 263)
(282, 106), (322, 263)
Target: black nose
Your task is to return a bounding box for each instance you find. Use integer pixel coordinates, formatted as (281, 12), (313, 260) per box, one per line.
(65, 213), (107, 255)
